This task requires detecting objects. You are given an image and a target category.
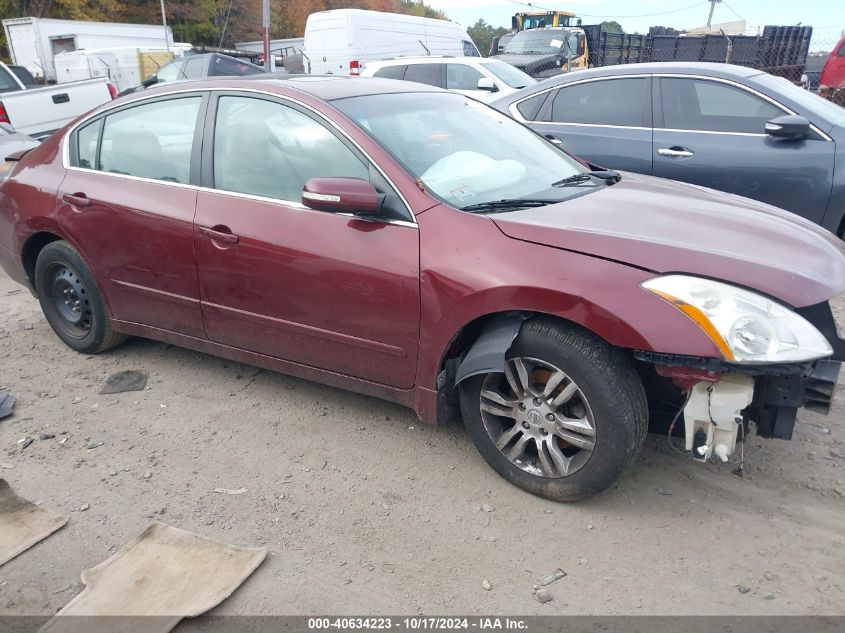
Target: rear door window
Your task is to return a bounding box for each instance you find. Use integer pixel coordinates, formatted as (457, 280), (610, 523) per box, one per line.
(403, 64), (442, 87)
(183, 57), (205, 78)
(373, 65), (407, 80)
(210, 55), (264, 76)
(547, 78), (647, 127)
(96, 97), (201, 183)
(660, 78), (783, 134)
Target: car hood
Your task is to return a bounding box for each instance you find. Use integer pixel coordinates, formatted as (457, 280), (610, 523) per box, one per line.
(492, 171), (845, 308)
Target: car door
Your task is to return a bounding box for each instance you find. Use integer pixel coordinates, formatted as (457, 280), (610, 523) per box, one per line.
(528, 76), (653, 173)
(193, 93), (421, 388)
(653, 76), (835, 222)
(59, 93), (207, 338)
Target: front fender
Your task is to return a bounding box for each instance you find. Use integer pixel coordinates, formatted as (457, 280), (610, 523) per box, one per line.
(415, 205), (724, 390)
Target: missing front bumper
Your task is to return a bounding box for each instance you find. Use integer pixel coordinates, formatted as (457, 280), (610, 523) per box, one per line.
(753, 359), (840, 440)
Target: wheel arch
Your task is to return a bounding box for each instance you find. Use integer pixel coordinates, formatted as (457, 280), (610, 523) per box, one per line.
(435, 309), (626, 391)
(21, 231), (64, 288)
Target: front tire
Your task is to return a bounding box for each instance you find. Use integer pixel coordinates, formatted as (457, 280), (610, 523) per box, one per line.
(459, 318), (647, 501)
(34, 241), (126, 354)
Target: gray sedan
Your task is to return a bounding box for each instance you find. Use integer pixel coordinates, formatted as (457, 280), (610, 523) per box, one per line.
(490, 62), (845, 236)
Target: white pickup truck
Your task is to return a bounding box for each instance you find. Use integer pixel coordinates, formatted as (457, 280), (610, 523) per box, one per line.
(0, 61), (114, 140)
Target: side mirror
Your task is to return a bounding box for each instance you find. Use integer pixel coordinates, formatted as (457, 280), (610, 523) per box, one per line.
(765, 114), (811, 139)
(477, 77), (498, 92)
(142, 74), (159, 87)
(302, 177), (383, 215)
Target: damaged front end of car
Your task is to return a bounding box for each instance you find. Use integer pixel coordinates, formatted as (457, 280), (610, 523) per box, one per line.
(637, 276), (844, 465)
(637, 352), (840, 463)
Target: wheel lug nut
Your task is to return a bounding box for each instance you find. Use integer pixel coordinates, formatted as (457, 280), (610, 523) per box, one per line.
(546, 413), (555, 421)
(540, 428), (548, 436)
(533, 398), (542, 406)
(521, 422), (530, 430)
(518, 403), (526, 411)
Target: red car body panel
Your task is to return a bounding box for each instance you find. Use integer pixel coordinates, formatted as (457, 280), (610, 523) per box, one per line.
(193, 189), (421, 388)
(58, 169), (205, 338)
(820, 35), (845, 89)
(492, 171), (845, 308)
(1, 78), (844, 427)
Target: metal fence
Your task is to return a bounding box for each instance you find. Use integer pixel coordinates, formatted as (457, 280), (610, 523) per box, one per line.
(582, 25), (816, 82)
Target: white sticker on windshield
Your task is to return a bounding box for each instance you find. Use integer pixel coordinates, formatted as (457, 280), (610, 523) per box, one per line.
(549, 38), (563, 48)
(450, 185), (475, 202)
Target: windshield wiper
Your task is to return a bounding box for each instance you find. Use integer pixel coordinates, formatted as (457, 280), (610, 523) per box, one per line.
(460, 198), (560, 213)
(552, 170), (621, 187)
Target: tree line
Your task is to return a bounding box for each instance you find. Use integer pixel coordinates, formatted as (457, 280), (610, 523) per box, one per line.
(0, 0), (444, 56)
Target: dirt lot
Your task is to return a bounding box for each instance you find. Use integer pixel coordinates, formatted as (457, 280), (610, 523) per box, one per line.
(1, 267), (844, 617)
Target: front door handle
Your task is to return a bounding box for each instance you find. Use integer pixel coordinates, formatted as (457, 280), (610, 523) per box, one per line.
(545, 134), (563, 146)
(62, 193), (91, 208)
(198, 225), (239, 246)
(658, 146), (694, 158)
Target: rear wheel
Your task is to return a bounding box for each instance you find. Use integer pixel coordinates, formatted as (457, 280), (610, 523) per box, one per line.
(459, 318), (647, 501)
(34, 241), (126, 354)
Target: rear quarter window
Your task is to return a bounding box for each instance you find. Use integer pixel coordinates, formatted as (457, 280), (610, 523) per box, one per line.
(516, 93), (547, 121)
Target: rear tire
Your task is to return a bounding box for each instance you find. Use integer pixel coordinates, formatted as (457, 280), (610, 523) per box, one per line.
(34, 241), (127, 354)
(459, 318), (647, 501)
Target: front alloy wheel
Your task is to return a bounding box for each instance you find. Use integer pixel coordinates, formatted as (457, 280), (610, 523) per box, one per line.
(459, 318), (648, 501)
(480, 357), (595, 478)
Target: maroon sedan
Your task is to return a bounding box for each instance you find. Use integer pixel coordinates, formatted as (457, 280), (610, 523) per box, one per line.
(1, 76), (844, 501)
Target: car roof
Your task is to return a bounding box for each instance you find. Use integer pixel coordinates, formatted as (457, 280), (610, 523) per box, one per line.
(490, 62), (765, 104)
(134, 74), (445, 102)
(365, 56), (485, 66)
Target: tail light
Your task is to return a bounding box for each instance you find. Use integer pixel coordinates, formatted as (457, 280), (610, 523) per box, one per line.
(107, 82), (118, 99)
(349, 60), (360, 76)
(0, 102), (8, 125)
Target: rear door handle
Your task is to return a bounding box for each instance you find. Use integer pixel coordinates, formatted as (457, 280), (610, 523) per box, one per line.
(544, 134), (563, 146)
(658, 146), (694, 158)
(62, 193), (91, 208)
(198, 225), (239, 246)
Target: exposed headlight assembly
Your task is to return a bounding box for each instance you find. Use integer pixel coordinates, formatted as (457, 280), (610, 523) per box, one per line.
(642, 275), (833, 363)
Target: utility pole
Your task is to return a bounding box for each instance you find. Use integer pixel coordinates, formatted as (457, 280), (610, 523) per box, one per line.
(160, 0), (170, 52)
(263, 0), (271, 72)
(706, 0), (721, 28)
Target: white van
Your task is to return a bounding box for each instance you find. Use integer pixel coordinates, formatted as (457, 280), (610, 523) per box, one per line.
(303, 9), (480, 76)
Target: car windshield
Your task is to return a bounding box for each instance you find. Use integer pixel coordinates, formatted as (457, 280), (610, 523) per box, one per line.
(333, 92), (595, 210)
(505, 30), (574, 55)
(479, 61), (535, 88)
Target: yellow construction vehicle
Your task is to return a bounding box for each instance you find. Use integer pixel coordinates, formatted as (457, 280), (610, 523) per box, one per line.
(490, 10), (588, 73)
(512, 10), (582, 31)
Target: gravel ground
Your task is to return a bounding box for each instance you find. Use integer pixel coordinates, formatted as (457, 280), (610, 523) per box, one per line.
(0, 267), (844, 616)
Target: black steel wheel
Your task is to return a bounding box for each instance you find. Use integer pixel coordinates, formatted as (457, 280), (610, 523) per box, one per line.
(34, 241), (126, 354)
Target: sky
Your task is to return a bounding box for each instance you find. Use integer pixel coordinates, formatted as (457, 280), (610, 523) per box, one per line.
(425, 0), (844, 50)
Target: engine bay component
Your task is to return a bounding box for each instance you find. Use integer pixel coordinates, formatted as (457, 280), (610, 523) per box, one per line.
(683, 373), (755, 462)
